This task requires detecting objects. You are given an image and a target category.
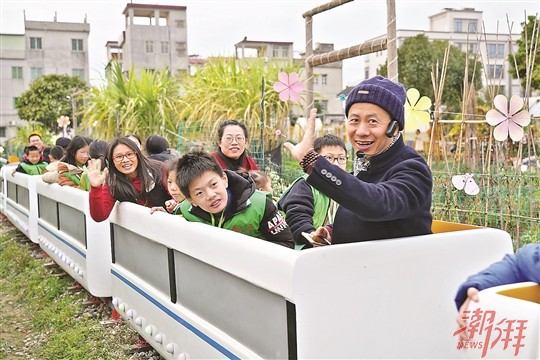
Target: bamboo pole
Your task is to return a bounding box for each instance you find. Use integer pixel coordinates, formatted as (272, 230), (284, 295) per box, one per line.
(386, 0), (398, 81)
(302, 0), (354, 17)
(305, 14), (314, 117)
(305, 38), (387, 67)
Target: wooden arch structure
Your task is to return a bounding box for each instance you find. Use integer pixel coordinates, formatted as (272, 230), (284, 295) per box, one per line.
(302, 0), (398, 115)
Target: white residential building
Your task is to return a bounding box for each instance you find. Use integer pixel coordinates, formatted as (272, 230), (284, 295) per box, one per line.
(0, 18), (90, 143)
(105, 3), (188, 77)
(363, 8), (521, 98)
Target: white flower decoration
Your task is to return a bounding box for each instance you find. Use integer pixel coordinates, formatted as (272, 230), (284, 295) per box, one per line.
(486, 95), (530, 142)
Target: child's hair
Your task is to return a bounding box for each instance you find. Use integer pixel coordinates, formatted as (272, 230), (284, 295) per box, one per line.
(24, 145), (40, 155)
(166, 157), (179, 174)
(145, 135), (169, 156)
(126, 134), (142, 148)
(49, 146), (64, 161)
(83, 136), (94, 145)
(176, 152), (223, 198)
(89, 140), (109, 171)
(249, 170), (271, 191)
(313, 134), (346, 153)
(55, 137), (71, 150)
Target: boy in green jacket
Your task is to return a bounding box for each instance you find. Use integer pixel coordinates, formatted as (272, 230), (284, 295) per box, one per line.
(14, 146), (47, 175)
(176, 152), (294, 248)
(278, 134), (347, 248)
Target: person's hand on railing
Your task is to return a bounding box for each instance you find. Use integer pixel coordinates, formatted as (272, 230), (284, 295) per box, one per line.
(456, 287), (479, 340)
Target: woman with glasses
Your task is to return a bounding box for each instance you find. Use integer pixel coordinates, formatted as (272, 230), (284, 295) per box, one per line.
(278, 135), (348, 248)
(212, 120), (259, 172)
(87, 137), (172, 222)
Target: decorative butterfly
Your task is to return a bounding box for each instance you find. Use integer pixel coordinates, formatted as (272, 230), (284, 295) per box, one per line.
(451, 173), (480, 196)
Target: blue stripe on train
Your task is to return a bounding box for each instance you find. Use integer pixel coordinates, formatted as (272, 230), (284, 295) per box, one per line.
(111, 268), (241, 360)
(38, 222), (86, 258)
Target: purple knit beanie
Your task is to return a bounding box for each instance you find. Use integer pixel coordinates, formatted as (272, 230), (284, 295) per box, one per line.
(345, 75), (406, 130)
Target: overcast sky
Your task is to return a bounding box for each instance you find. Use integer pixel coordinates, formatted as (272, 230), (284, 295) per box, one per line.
(1, 0), (538, 87)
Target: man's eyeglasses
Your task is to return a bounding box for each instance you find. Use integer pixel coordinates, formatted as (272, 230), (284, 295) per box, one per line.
(222, 135), (246, 144)
(323, 155), (348, 164)
(112, 152), (137, 163)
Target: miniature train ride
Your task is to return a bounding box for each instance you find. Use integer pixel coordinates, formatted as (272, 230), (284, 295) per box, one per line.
(1, 164), (538, 359)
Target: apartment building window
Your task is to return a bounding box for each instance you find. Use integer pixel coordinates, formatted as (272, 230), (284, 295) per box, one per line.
(280, 46), (289, 58)
(468, 20), (478, 33)
(487, 43), (505, 58)
(176, 41), (187, 56)
(161, 41), (169, 54)
(321, 74), (328, 85)
(0, 127), (6, 137)
(31, 67), (43, 80)
(313, 76), (319, 85)
(469, 43), (478, 54)
(487, 64), (504, 79)
(145, 41), (154, 53)
(72, 69), (84, 80)
(454, 19), (463, 32)
(72, 39), (84, 51)
(175, 20), (185, 28)
(30, 37), (42, 49)
(11, 66), (23, 79)
(13, 97), (19, 109)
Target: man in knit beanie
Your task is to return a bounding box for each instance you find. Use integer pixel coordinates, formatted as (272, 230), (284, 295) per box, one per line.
(344, 75), (406, 164)
(284, 75), (433, 244)
(345, 75), (406, 130)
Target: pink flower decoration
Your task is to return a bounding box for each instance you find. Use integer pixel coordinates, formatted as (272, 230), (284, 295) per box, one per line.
(275, 129), (286, 138)
(273, 72), (304, 102)
(57, 115), (70, 128)
(486, 95), (530, 142)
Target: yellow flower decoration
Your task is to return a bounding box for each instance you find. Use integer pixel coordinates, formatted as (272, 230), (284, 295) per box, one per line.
(404, 88), (432, 132)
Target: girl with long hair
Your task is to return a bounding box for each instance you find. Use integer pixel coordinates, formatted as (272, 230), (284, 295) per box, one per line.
(87, 137), (172, 222)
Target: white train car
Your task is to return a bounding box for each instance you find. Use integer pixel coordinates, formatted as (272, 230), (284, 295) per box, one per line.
(0, 164), (7, 215)
(1, 165), (38, 241)
(2, 169), (538, 359)
(34, 180), (112, 297)
(108, 203), (538, 359)
(2, 169), (112, 297)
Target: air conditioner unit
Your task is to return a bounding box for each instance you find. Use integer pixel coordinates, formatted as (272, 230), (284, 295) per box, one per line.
(8, 120), (17, 126)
